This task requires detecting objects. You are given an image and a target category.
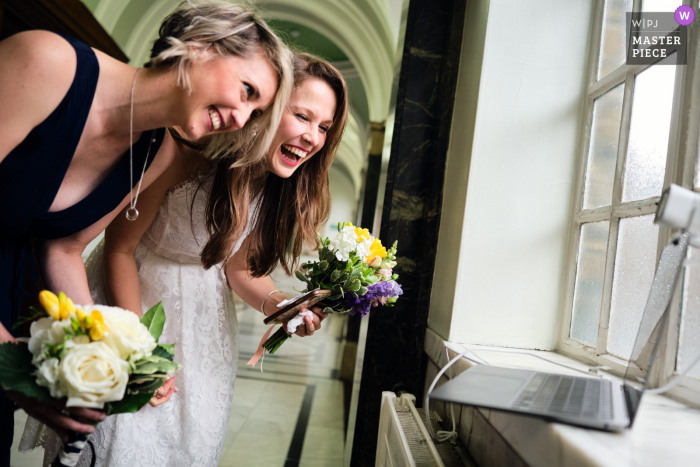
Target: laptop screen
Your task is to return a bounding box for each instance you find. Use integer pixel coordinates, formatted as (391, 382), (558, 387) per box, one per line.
(621, 231), (690, 424)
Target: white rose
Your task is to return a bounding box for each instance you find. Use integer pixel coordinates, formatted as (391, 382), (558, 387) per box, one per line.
(94, 305), (156, 360)
(59, 341), (129, 408)
(28, 317), (72, 365)
(35, 358), (64, 398)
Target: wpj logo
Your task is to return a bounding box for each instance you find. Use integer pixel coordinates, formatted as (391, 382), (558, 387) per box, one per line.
(626, 9), (690, 66)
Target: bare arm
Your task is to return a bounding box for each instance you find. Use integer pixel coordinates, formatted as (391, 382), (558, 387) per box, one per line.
(225, 239), (327, 336)
(0, 31), (76, 164)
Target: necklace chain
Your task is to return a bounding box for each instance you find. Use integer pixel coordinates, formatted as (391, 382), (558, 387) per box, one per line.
(127, 68), (156, 221)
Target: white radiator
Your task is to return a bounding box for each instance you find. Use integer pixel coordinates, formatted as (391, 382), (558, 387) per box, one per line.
(375, 392), (463, 467)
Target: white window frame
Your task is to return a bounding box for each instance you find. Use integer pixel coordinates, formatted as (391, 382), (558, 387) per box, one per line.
(558, 0), (700, 404)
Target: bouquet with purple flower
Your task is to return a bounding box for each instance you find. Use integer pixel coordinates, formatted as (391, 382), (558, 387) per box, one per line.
(262, 222), (402, 354)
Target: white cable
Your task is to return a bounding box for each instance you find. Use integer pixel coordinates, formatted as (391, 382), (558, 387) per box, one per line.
(430, 349), (459, 443)
(424, 346), (602, 442)
(647, 351), (700, 394)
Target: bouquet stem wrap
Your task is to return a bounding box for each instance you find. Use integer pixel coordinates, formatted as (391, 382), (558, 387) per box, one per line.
(51, 431), (95, 467)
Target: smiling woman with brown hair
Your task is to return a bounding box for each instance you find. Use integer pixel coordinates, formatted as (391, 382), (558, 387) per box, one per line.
(0, 1), (293, 463)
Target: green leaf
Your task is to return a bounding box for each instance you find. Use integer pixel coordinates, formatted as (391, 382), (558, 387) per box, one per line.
(133, 357), (181, 375)
(295, 270), (307, 283)
(349, 268), (362, 282)
(0, 343), (52, 401)
(330, 269), (341, 282)
(337, 273), (348, 284)
(345, 261), (353, 272)
(348, 280), (361, 292)
(128, 378), (164, 395)
(323, 307), (334, 315)
(106, 391), (153, 415)
(152, 344), (175, 361)
(359, 287), (368, 295)
(140, 302), (166, 343)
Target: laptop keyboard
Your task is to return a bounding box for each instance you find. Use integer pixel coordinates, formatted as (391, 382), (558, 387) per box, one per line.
(511, 373), (613, 420)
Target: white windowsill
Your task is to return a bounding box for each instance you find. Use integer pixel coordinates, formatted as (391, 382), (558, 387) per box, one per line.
(424, 328), (700, 467)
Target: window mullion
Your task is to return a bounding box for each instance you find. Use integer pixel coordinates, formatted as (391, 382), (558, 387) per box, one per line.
(597, 71), (636, 355)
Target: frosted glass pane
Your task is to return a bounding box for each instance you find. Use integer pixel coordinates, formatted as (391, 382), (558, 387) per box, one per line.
(608, 215), (659, 359)
(598, 0), (634, 80)
(679, 247), (700, 379)
(643, 0), (677, 12)
(622, 60), (676, 202)
(583, 85), (624, 209)
(570, 221), (610, 345)
(695, 129), (700, 189)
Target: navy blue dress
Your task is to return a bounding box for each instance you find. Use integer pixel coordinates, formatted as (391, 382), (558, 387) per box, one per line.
(0, 35), (165, 465)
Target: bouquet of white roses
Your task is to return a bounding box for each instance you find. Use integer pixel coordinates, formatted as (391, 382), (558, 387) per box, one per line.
(0, 291), (181, 467)
(262, 222), (402, 355)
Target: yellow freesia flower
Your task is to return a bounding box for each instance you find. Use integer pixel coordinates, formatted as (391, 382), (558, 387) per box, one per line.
(76, 308), (89, 329)
(39, 290), (60, 320)
(89, 309), (106, 341)
(366, 238), (387, 264)
(346, 223), (371, 242)
(58, 292), (75, 320)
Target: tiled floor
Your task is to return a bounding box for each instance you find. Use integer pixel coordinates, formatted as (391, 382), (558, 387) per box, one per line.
(11, 260), (347, 467)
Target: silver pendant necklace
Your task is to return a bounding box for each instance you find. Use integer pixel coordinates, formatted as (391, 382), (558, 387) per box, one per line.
(126, 68), (156, 222)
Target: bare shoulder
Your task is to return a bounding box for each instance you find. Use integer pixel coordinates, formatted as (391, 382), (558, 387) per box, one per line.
(0, 31), (77, 162)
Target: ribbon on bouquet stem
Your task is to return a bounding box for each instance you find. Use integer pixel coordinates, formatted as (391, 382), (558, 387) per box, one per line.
(246, 324), (278, 368)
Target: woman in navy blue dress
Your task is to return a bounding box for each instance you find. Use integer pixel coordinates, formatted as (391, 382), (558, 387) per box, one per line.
(0, 2), (293, 464)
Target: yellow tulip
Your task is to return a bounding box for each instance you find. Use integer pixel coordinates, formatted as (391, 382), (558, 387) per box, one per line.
(89, 310), (105, 341)
(39, 290), (60, 320)
(58, 292), (75, 320)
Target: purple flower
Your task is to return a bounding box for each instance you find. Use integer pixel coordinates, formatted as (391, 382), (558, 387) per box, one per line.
(346, 280), (403, 317)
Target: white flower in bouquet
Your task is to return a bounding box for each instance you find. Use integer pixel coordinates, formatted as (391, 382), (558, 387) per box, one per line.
(329, 225), (359, 261)
(28, 317), (72, 365)
(96, 305), (157, 360)
(356, 236), (373, 260)
(36, 358), (62, 398)
(59, 341), (130, 408)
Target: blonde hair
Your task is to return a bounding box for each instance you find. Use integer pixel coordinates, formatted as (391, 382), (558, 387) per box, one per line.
(145, 0), (293, 163)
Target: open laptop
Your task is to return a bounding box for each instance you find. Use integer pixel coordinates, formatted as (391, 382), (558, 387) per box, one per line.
(430, 231), (690, 432)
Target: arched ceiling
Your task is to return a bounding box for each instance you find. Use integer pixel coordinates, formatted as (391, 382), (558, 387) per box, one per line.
(82, 0), (398, 197)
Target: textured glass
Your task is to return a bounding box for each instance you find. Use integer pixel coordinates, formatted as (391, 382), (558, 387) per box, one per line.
(570, 221), (610, 345)
(679, 247), (700, 379)
(622, 60), (676, 202)
(583, 85), (625, 209)
(598, 0), (634, 80)
(608, 215), (659, 359)
(643, 0), (677, 12)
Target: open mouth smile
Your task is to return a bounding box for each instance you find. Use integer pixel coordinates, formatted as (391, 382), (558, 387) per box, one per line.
(280, 144), (309, 167)
(208, 106), (224, 131)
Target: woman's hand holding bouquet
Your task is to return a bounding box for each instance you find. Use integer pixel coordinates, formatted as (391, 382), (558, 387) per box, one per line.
(0, 291), (181, 467)
(262, 222), (402, 355)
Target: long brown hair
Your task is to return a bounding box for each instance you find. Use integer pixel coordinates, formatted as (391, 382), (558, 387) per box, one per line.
(200, 53), (349, 275)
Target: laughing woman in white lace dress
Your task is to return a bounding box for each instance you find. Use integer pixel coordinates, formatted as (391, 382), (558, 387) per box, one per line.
(69, 53), (348, 467)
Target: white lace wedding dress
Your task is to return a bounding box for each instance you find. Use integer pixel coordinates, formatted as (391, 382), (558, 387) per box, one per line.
(22, 173), (253, 467)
